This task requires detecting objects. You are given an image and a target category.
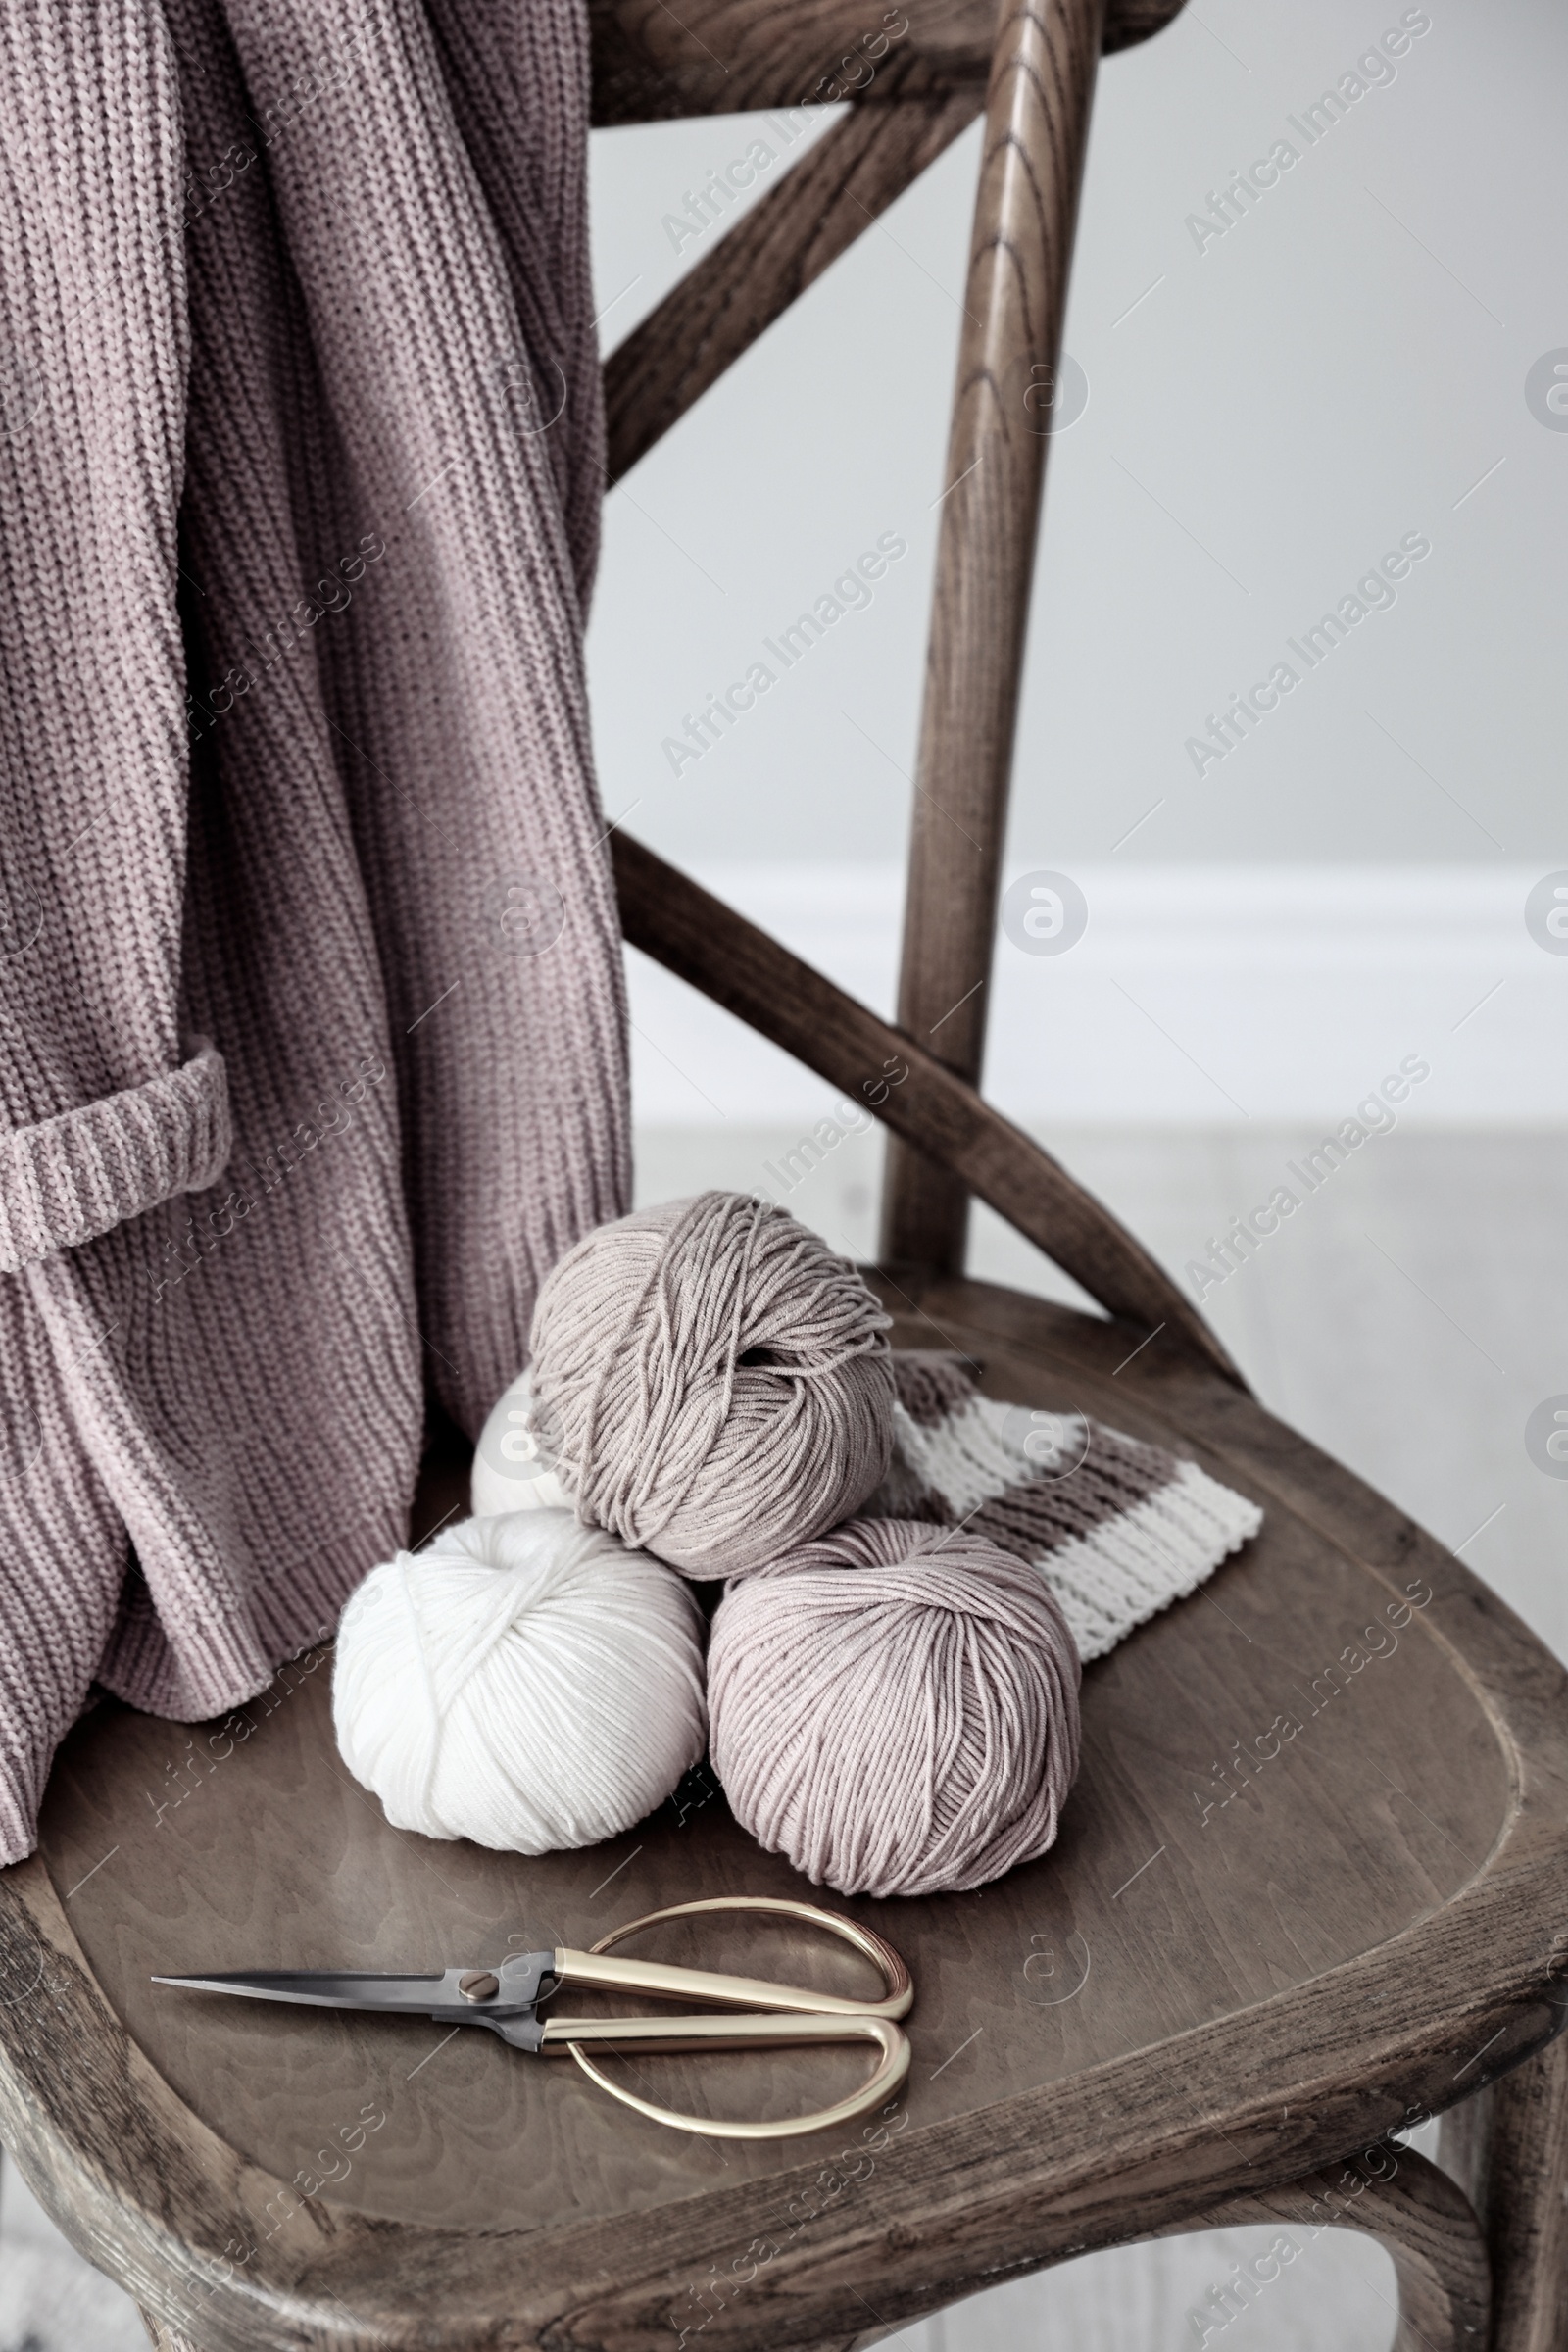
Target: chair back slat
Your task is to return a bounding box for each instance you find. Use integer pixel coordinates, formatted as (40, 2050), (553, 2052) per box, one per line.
(880, 0), (1105, 1273)
(589, 0), (1182, 125)
(606, 95), (981, 487)
(614, 833), (1245, 1380)
(591, 0), (989, 126)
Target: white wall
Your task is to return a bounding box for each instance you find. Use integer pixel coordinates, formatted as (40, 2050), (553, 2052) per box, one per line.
(623, 861), (1568, 1129)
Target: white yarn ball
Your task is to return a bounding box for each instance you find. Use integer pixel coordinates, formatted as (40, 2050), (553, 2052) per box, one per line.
(472, 1367), (570, 1517)
(332, 1512), (708, 1852)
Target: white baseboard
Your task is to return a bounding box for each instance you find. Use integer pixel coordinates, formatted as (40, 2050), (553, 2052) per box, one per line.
(626, 863), (1565, 1126)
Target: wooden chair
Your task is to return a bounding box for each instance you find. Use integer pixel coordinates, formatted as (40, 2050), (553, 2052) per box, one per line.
(1, 2), (1563, 2346)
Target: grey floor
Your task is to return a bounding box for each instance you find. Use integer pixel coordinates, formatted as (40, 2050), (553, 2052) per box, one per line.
(7, 1125), (1561, 2352)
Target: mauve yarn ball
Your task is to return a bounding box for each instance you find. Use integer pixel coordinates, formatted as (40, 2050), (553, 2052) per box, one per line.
(708, 1517), (1082, 1898)
(528, 1190), (895, 1577)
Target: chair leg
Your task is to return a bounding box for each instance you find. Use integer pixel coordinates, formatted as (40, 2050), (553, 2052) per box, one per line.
(1441, 2034), (1568, 2352)
(842, 2146), (1486, 2352)
(1163, 2147), (1491, 2352)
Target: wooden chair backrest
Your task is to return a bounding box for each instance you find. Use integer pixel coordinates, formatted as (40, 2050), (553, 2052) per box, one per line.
(589, 0), (1184, 128)
(592, 0), (1236, 1373)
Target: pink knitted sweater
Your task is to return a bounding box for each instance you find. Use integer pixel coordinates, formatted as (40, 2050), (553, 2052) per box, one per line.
(0, 0), (629, 1859)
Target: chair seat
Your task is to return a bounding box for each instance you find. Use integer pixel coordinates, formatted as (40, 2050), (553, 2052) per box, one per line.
(2, 1277), (1563, 2350)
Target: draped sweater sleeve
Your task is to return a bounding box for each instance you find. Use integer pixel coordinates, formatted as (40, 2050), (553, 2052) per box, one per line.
(0, 0), (629, 1863)
(0, 9), (227, 1264)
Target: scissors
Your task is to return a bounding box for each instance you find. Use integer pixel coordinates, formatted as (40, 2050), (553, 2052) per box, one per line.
(155, 1895), (912, 2140)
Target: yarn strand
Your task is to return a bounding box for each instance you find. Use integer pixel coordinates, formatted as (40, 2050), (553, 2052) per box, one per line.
(529, 1192), (895, 1574)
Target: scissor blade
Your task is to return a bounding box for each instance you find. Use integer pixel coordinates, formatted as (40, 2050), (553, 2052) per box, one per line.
(153, 1969), (456, 2012)
(152, 1951), (556, 2022)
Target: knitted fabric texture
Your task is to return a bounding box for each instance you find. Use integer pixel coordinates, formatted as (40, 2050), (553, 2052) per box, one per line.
(0, 0), (628, 1859)
(866, 1355), (1262, 1660)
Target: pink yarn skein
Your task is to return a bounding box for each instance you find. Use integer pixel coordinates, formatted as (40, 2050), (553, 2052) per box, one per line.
(708, 1518), (1082, 1899)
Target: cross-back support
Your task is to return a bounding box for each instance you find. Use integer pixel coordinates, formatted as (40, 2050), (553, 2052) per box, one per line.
(595, 0), (1183, 483)
(592, 0), (1178, 471)
(605, 94), (982, 486)
(613, 834), (1243, 1382)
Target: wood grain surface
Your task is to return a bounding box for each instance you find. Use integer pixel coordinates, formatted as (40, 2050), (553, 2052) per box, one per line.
(605, 95), (982, 488)
(1442, 2031), (1568, 2352)
(588, 0), (1186, 127)
(612, 830), (1244, 1385)
(881, 0), (1103, 1273)
(1, 1280), (1564, 2347)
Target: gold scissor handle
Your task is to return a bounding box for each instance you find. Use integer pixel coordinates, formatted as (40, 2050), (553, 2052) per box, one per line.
(551, 1894), (912, 2020)
(545, 1896), (914, 2141)
(542, 2010), (909, 2139)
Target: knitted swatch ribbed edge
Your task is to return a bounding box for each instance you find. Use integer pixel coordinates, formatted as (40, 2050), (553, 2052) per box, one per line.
(867, 1353), (1262, 1660)
(472, 1350), (1262, 1662)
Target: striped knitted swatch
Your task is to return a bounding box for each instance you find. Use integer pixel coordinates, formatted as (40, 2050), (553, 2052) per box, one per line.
(0, 0), (628, 1861)
(866, 1355), (1262, 1661)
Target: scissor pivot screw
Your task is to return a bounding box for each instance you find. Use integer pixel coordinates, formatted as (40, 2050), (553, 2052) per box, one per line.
(459, 1971), (501, 2002)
